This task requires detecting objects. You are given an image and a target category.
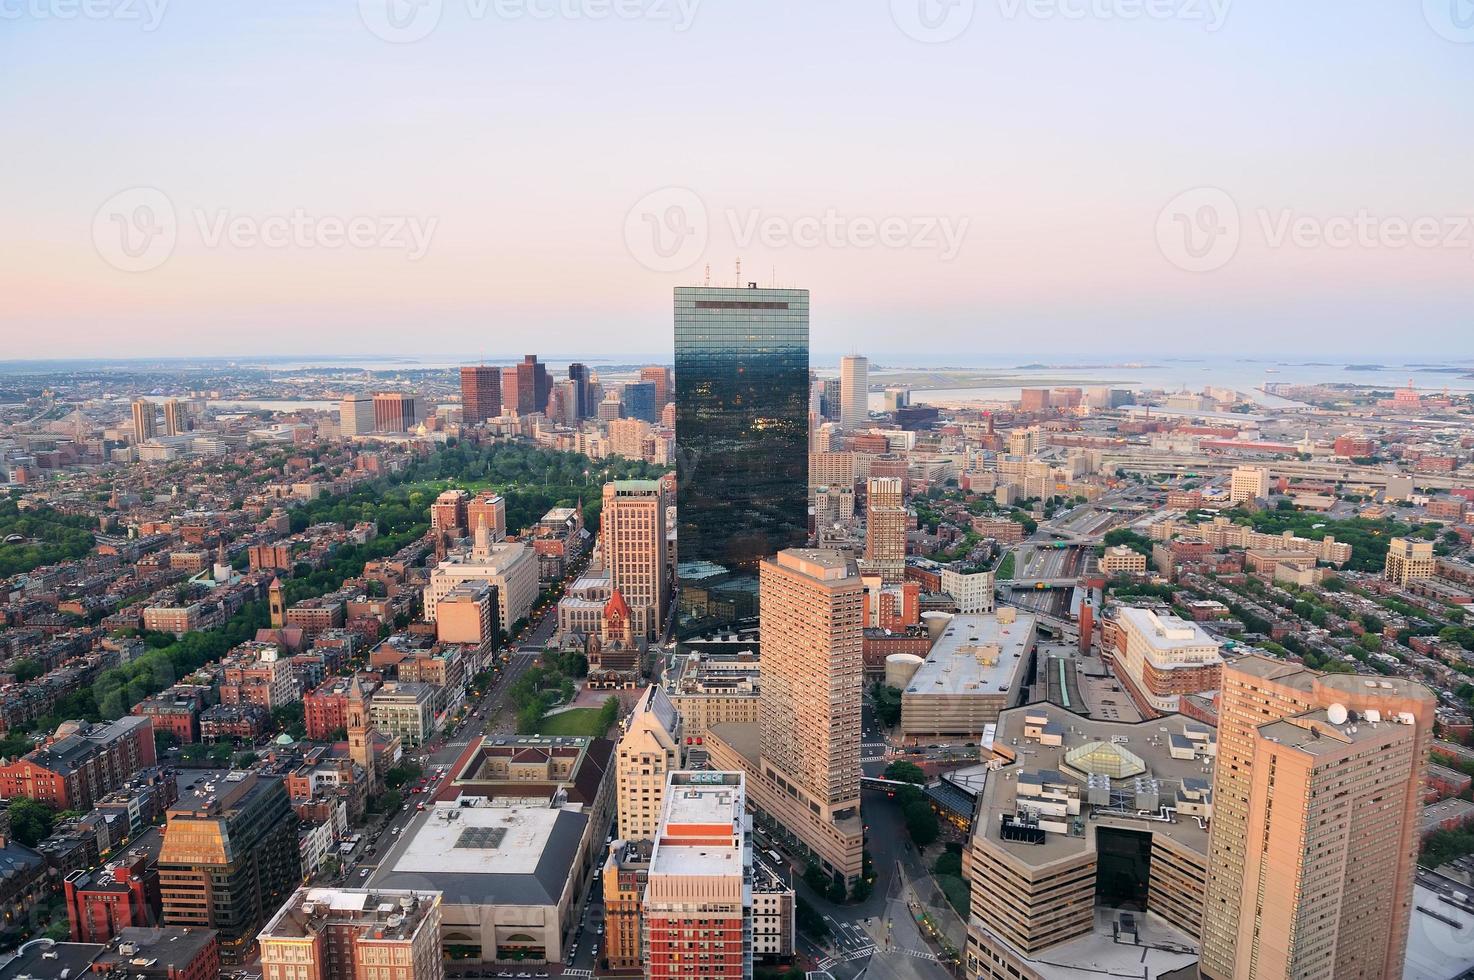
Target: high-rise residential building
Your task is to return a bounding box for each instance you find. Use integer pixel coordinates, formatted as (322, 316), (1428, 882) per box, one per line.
(640, 365), (671, 407)
(674, 285), (809, 637)
(622, 381), (658, 423)
(615, 685), (682, 843)
(259, 887), (444, 980)
(372, 392), (419, 433)
(1198, 656), (1435, 980)
(159, 772), (301, 962)
(705, 550), (864, 883)
(863, 476), (907, 583)
(131, 398), (157, 444)
(466, 492), (507, 544)
(1385, 536), (1436, 585)
(1229, 464), (1271, 504)
(459, 365), (502, 423)
(602, 480), (669, 641)
(643, 771), (752, 980)
(338, 395), (375, 437)
(839, 355), (868, 431)
(568, 362), (593, 419)
(501, 354), (550, 415)
(430, 488), (470, 536)
(163, 398), (190, 436)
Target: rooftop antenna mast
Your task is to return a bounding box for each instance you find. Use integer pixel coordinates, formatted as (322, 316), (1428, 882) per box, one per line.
(735, 258), (742, 286)
(704, 263), (711, 287)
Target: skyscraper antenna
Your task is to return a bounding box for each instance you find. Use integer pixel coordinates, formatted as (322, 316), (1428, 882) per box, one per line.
(735, 258), (741, 286)
(704, 263), (711, 287)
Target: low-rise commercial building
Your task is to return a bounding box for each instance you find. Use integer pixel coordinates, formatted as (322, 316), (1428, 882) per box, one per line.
(900, 610), (1035, 741)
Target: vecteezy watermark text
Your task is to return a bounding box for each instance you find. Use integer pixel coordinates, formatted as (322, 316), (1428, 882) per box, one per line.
(92, 188), (438, 272)
(622, 187), (969, 271)
(0, 0), (168, 29)
(358, 0), (699, 43)
(727, 209), (969, 261)
(1156, 187), (1473, 273)
(890, 0), (1230, 42)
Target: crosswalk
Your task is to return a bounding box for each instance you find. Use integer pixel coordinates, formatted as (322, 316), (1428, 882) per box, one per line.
(563, 969), (593, 977)
(815, 943), (938, 970)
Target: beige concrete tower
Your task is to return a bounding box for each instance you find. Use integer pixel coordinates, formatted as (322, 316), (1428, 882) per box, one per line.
(1199, 655), (1435, 980)
(839, 355), (868, 431)
(615, 685), (681, 843)
(601, 480), (669, 641)
(863, 476), (907, 583)
(758, 549), (863, 879)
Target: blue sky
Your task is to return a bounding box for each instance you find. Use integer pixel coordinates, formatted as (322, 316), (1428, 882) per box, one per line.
(1, 0), (1470, 361)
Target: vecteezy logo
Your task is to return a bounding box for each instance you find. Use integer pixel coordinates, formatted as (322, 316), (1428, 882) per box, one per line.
(890, 0), (975, 43)
(623, 187), (708, 273)
(359, 0), (443, 43)
(93, 187), (178, 273)
(1155, 186), (1240, 273)
(1425, 0), (1474, 42)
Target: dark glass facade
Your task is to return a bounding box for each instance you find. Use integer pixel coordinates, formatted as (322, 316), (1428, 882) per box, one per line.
(674, 285), (809, 637)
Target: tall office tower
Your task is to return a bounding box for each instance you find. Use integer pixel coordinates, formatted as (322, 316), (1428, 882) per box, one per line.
(838, 355), (869, 431)
(163, 398), (189, 436)
(459, 365), (502, 423)
(1198, 655), (1435, 980)
(643, 771), (752, 980)
(501, 354), (550, 415)
(259, 887), (445, 980)
(467, 492), (507, 543)
(602, 480), (670, 641)
(338, 395), (375, 437)
(640, 365), (671, 407)
(623, 381), (658, 423)
(757, 549), (863, 880)
(130, 398), (156, 443)
(372, 392), (419, 433)
(674, 285), (809, 637)
(820, 377), (841, 420)
(568, 362), (593, 419)
(615, 685), (682, 843)
(546, 379), (575, 426)
(158, 773), (302, 962)
(863, 476), (907, 583)
(1228, 464), (1271, 504)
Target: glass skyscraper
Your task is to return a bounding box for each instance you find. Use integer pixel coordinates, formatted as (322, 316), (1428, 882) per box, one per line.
(674, 285), (809, 637)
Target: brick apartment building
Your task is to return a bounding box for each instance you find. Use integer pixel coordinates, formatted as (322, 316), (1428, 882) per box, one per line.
(0, 715), (156, 810)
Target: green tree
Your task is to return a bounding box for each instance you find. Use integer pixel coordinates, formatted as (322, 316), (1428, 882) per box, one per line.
(884, 760), (927, 784)
(7, 798), (57, 847)
(871, 684), (903, 727)
(903, 800), (939, 848)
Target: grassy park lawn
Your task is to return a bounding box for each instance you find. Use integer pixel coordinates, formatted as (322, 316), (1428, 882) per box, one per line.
(536, 707), (610, 737)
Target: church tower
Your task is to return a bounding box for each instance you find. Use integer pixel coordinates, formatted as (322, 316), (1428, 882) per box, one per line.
(268, 577), (286, 629)
(347, 673), (374, 780)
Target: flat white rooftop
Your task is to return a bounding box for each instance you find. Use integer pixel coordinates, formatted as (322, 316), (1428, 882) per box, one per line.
(907, 612), (1035, 698)
(390, 803), (562, 877)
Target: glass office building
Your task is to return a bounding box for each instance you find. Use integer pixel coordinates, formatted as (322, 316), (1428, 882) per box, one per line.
(674, 285), (810, 638)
